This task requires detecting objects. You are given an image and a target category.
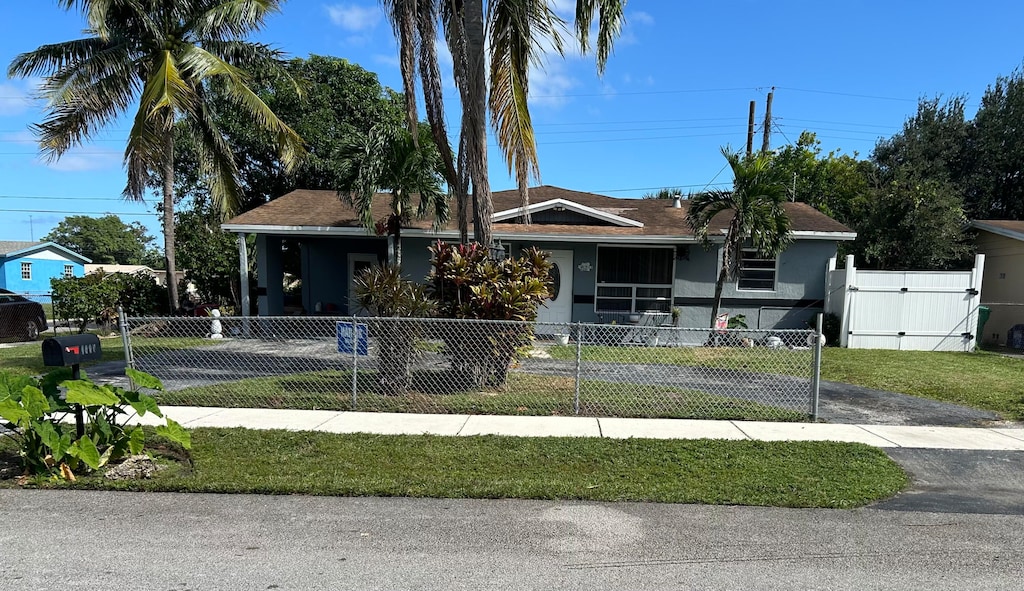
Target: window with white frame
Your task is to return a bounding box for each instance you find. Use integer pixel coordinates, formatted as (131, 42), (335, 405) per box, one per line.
(737, 249), (777, 290)
(595, 246), (673, 313)
(20, 262), (31, 280)
(64, 264), (75, 278)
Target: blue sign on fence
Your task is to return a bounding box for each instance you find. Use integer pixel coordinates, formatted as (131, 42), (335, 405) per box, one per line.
(336, 321), (368, 355)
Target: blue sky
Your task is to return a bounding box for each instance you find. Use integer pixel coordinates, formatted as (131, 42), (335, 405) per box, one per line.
(1, 1), (1023, 244)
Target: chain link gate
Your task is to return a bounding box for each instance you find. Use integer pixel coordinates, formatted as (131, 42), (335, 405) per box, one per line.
(122, 314), (822, 421)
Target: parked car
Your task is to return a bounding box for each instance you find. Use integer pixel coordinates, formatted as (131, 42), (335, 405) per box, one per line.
(0, 289), (47, 341)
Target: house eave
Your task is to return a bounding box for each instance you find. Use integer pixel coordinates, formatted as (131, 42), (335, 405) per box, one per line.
(969, 221), (1024, 243)
(222, 224), (855, 243)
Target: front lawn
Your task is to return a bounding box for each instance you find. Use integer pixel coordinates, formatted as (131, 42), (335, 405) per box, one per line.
(2, 428), (907, 508)
(547, 344), (1024, 421)
(159, 371), (805, 421)
(820, 348), (1024, 421)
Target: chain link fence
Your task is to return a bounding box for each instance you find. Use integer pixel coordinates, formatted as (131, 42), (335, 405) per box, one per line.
(122, 315), (822, 421)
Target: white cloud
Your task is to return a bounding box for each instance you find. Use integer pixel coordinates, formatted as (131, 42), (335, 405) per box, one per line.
(42, 147), (122, 172)
(629, 11), (655, 26)
(372, 53), (401, 68)
(325, 3), (382, 32)
(528, 60), (576, 109)
(548, 0), (576, 18)
(2, 130), (37, 145)
(0, 83), (35, 117)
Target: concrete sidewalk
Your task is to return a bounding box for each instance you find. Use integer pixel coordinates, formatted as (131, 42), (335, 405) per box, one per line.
(131, 405), (1024, 450)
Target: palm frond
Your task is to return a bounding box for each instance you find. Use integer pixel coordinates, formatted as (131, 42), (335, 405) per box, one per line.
(189, 0), (282, 40)
(179, 44), (306, 171)
(574, 0), (624, 74)
(488, 0), (564, 212)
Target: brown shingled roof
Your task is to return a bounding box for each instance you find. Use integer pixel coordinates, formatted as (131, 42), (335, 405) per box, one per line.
(971, 219), (1024, 236)
(224, 185), (855, 237)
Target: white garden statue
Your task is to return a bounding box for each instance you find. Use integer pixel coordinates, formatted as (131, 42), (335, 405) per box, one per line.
(209, 308), (223, 339)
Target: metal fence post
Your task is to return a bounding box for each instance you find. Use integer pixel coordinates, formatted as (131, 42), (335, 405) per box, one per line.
(811, 313), (823, 420)
(351, 319), (358, 410)
(574, 322), (582, 415)
(118, 306), (135, 370)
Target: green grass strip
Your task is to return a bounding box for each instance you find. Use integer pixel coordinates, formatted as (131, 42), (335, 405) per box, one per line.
(158, 371), (806, 421)
(9, 428), (908, 509)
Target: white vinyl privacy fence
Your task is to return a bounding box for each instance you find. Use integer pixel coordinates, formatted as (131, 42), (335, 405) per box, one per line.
(826, 254), (985, 351)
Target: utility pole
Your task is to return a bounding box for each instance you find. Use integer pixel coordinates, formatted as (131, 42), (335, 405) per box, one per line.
(29, 215), (34, 241)
(761, 87), (774, 153)
(746, 100), (756, 158)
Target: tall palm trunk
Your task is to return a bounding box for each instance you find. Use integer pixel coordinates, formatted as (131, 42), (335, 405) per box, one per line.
(394, 223), (402, 268)
(463, 0), (492, 246)
(162, 132), (180, 311)
(709, 264), (727, 329)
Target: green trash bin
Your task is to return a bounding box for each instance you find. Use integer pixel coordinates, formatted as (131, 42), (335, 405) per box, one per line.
(977, 306), (991, 342)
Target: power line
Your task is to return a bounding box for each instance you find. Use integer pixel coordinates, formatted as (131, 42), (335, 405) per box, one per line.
(0, 208), (159, 216)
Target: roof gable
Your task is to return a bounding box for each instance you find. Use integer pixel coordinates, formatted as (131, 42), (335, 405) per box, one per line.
(492, 198), (644, 228)
(0, 240), (91, 263)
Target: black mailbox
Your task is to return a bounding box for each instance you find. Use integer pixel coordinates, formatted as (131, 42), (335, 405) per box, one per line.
(42, 334), (103, 367)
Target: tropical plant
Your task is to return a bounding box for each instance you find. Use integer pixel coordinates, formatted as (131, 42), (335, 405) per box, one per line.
(0, 368), (189, 478)
(353, 264), (436, 395)
(337, 123), (449, 267)
(427, 241), (552, 386)
(8, 0), (304, 310)
(381, 0), (625, 246)
(687, 149), (793, 329)
(51, 271), (166, 334)
(642, 187), (687, 200)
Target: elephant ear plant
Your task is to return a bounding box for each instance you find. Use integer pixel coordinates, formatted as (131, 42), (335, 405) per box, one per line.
(0, 368), (190, 479)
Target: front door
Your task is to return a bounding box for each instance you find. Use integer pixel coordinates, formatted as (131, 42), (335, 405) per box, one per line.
(537, 250), (573, 327)
(347, 253), (378, 314)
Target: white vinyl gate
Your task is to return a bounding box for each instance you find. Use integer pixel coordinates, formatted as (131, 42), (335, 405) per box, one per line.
(826, 254), (985, 351)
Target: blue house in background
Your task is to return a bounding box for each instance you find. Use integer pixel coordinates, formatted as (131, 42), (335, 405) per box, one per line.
(0, 241), (91, 302)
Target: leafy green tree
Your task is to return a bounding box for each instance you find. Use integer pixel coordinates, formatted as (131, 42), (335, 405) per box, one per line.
(872, 96), (971, 186)
(852, 173), (974, 270)
(965, 67), (1024, 219)
(772, 131), (871, 225)
(687, 149), (792, 329)
(9, 0), (304, 310)
(175, 54), (403, 212)
(337, 123), (449, 268)
(44, 215), (160, 266)
(174, 200), (245, 308)
(382, 0), (626, 246)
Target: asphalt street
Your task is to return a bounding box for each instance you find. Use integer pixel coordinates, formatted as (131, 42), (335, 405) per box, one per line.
(1, 490), (1022, 590)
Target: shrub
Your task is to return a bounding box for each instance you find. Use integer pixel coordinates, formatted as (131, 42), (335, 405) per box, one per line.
(0, 368), (189, 478)
(353, 265), (435, 395)
(427, 242), (553, 387)
(51, 271), (166, 333)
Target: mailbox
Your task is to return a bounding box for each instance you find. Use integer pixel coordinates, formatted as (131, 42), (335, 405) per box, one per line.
(42, 334), (102, 367)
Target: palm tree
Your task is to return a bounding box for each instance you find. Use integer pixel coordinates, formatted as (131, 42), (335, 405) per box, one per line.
(380, 0), (624, 247)
(687, 149), (793, 328)
(338, 123), (449, 268)
(8, 0), (304, 310)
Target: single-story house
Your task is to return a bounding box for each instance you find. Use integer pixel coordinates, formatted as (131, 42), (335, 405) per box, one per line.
(969, 220), (1024, 346)
(221, 186), (856, 329)
(0, 240), (90, 302)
